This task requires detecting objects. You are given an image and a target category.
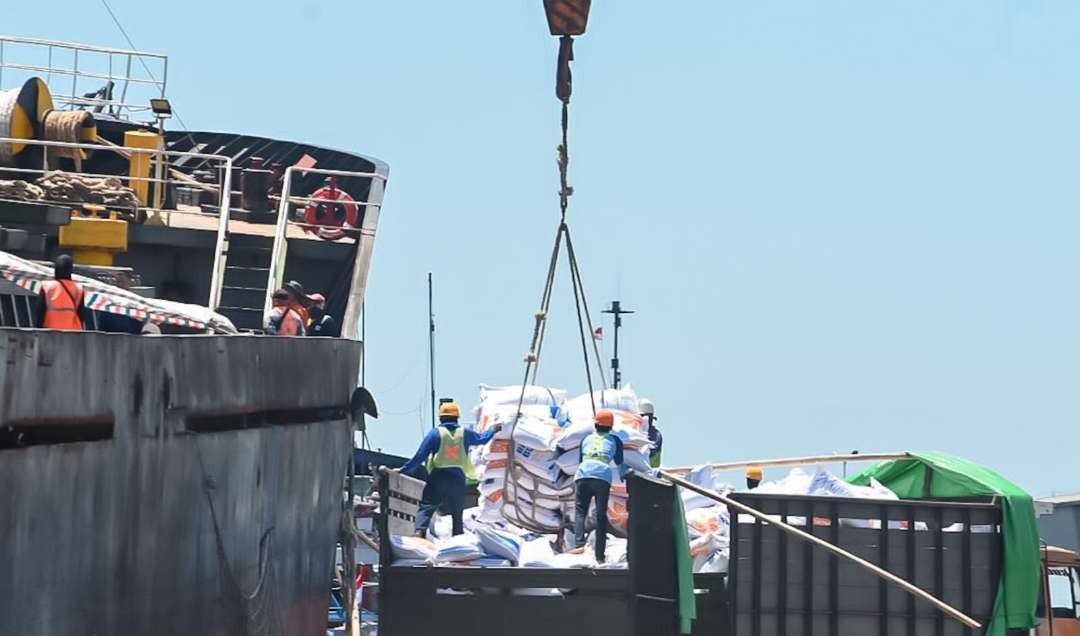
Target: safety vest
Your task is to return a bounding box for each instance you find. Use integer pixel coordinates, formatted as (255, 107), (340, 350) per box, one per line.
(428, 426), (477, 480)
(42, 279), (85, 331)
(583, 432), (615, 464)
(280, 309), (305, 336)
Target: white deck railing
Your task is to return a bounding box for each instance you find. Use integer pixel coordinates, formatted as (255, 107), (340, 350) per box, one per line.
(264, 166), (387, 322)
(0, 36), (167, 118)
(0, 136), (231, 307)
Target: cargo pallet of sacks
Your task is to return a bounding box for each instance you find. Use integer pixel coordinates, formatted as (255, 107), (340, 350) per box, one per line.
(472, 384), (653, 539)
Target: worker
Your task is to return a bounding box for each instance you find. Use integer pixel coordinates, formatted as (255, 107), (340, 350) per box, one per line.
(34, 254), (91, 330)
(573, 409), (628, 563)
(639, 398), (663, 468)
(284, 280), (310, 326)
(400, 402), (500, 537)
(265, 288), (306, 335)
(306, 293), (339, 337)
(746, 466), (763, 490)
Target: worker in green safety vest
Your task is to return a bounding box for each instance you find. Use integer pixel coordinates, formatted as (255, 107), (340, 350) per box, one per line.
(400, 401), (500, 536)
(573, 409), (629, 562)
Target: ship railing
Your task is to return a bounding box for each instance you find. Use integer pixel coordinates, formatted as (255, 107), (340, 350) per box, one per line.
(0, 36), (167, 119)
(0, 136), (233, 308)
(0, 278), (108, 330)
(264, 166), (387, 321)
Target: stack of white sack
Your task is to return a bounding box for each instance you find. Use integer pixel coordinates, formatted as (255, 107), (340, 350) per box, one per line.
(748, 467), (919, 529)
(675, 465), (734, 574)
(470, 384), (570, 531)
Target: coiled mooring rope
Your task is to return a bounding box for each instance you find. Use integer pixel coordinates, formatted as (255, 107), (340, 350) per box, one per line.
(42, 110), (93, 171)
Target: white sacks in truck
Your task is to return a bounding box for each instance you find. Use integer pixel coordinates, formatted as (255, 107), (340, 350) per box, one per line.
(474, 384), (566, 433)
(502, 498), (562, 529)
(434, 533), (486, 563)
(475, 526), (523, 564)
(555, 448), (580, 475)
(499, 415), (562, 451)
(563, 385), (639, 420)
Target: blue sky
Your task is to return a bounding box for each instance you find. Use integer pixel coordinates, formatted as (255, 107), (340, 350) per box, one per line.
(9, 1), (1079, 496)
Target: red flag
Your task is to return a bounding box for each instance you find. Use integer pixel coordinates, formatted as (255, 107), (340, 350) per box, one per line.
(593, 326), (603, 340)
(294, 154), (317, 170)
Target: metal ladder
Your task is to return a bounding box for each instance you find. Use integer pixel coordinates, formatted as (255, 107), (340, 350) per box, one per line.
(214, 233), (273, 331)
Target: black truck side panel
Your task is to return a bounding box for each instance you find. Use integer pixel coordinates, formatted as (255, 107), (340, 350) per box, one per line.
(728, 493), (1002, 636)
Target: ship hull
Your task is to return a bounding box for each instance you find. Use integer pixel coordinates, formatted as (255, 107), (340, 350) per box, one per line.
(0, 330), (361, 635)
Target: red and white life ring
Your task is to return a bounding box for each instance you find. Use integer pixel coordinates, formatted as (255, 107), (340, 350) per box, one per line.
(303, 184), (360, 241)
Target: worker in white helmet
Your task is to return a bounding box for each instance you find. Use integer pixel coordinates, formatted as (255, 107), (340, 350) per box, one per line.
(639, 398), (663, 468)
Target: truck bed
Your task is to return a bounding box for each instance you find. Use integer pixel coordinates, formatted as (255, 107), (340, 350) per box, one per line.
(376, 471), (1003, 636)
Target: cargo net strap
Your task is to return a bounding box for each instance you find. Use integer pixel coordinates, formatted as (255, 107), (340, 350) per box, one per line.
(502, 78), (607, 534)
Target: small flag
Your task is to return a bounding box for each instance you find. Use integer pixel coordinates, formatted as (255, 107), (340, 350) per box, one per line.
(294, 154), (317, 170)
(593, 326), (603, 340)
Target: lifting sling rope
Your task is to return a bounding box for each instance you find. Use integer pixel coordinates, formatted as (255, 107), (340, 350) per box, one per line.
(501, 35), (610, 534)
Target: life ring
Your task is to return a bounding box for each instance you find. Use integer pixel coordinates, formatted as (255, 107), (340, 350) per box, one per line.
(303, 184), (359, 241)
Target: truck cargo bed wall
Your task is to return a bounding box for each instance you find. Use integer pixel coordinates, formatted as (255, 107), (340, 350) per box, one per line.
(375, 471), (689, 636)
(727, 493), (1003, 636)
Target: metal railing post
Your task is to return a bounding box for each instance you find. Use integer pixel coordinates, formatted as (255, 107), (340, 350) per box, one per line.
(208, 158), (233, 309)
(71, 49), (78, 105)
(264, 166), (294, 322)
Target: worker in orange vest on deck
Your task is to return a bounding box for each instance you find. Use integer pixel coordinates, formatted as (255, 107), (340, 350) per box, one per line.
(265, 288), (306, 336)
(34, 254), (91, 330)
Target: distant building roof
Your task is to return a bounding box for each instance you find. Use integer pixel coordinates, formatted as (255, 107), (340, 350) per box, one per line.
(1038, 493), (1080, 505)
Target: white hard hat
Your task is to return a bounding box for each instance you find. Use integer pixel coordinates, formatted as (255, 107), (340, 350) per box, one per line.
(639, 398), (655, 416)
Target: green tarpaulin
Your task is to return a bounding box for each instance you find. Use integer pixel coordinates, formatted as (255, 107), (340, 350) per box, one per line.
(849, 451), (1039, 635)
(673, 489), (697, 634)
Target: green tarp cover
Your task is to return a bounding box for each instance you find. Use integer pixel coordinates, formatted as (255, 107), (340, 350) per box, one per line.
(673, 489), (697, 634)
(849, 451), (1038, 634)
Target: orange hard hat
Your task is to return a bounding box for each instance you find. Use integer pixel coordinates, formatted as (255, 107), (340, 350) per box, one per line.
(595, 409), (615, 427)
(746, 466), (764, 480)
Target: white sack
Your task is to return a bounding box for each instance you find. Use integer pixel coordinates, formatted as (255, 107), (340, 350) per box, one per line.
(434, 533), (485, 563)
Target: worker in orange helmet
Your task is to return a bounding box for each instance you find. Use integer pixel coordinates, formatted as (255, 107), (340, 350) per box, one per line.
(573, 409), (628, 562)
(400, 401), (501, 536)
(34, 254), (91, 330)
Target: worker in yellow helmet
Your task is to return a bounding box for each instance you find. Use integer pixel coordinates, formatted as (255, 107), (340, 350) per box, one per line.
(400, 401), (501, 536)
(746, 466), (764, 490)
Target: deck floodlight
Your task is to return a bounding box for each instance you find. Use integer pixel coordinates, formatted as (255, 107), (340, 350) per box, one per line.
(150, 98), (172, 119)
(543, 0), (591, 36)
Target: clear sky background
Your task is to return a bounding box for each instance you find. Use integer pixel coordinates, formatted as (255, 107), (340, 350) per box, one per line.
(9, 1), (1079, 496)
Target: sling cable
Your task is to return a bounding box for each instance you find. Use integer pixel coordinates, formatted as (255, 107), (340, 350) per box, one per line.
(503, 1), (608, 534)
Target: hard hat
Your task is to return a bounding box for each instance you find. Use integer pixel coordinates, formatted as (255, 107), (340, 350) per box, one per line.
(438, 402), (461, 419)
(746, 466), (763, 480)
(595, 409), (615, 427)
(285, 280), (305, 300)
(639, 399), (655, 416)
(306, 292), (326, 306)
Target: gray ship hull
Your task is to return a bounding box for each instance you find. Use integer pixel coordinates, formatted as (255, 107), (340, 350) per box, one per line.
(0, 330), (360, 635)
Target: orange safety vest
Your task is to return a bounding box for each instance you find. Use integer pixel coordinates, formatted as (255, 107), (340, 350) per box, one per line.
(42, 279), (85, 331)
(279, 308), (305, 336)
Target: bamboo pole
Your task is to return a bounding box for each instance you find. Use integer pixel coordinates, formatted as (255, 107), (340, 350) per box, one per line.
(664, 451), (911, 476)
(658, 469), (982, 630)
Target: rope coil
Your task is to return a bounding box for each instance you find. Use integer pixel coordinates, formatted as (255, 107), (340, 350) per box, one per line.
(42, 110), (95, 171)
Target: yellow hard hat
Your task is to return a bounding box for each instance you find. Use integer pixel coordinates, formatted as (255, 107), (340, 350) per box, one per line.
(438, 402), (461, 419)
(746, 466), (763, 480)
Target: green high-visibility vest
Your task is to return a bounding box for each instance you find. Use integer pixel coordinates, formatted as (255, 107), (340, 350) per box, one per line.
(583, 432), (614, 463)
(426, 426), (477, 480)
